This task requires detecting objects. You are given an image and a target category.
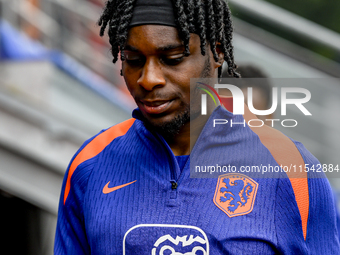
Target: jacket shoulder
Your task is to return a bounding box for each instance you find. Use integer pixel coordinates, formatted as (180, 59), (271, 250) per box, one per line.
(62, 118), (136, 204)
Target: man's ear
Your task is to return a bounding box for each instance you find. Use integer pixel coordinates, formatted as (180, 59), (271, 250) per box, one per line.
(214, 42), (225, 68)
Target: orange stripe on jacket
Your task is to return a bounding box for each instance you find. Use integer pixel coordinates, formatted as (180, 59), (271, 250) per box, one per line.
(242, 104), (309, 240)
(63, 118), (135, 205)
(221, 97), (309, 240)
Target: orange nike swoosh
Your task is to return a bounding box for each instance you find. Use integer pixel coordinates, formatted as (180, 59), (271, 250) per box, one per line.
(102, 180), (137, 194)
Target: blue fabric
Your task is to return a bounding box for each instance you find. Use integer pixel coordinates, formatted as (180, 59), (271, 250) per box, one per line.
(55, 106), (340, 254)
(175, 155), (189, 172)
(0, 20), (49, 60)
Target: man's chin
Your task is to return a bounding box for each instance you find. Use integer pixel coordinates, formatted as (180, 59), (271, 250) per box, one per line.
(143, 110), (190, 140)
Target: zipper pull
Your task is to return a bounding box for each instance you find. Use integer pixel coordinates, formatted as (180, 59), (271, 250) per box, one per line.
(170, 180), (178, 190)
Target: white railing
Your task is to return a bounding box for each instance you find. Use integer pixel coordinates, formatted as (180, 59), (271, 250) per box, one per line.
(228, 0), (340, 53)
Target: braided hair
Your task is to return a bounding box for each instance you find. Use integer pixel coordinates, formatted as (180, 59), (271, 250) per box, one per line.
(98, 0), (240, 78)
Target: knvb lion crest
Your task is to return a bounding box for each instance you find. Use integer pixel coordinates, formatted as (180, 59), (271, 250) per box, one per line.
(213, 174), (258, 217)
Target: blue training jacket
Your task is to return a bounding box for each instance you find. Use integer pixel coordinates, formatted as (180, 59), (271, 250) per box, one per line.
(55, 106), (340, 254)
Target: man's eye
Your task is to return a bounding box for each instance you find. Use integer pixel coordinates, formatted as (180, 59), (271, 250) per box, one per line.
(162, 55), (185, 65)
(126, 58), (145, 66)
(124, 52), (145, 66)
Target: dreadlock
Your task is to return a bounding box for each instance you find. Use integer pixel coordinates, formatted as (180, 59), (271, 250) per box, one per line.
(98, 0), (240, 78)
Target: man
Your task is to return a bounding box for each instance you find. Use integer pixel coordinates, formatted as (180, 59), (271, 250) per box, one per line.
(54, 0), (339, 254)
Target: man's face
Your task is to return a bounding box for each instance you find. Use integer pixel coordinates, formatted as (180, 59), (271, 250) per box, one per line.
(122, 25), (219, 136)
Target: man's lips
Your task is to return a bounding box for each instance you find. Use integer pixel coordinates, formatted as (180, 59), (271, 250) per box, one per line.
(140, 99), (174, 115)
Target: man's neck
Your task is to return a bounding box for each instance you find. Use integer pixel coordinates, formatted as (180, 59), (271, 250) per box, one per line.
(165, 113), (211, 156)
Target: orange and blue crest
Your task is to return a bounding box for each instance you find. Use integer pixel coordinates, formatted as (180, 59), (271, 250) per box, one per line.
(213, 173), (258, 217)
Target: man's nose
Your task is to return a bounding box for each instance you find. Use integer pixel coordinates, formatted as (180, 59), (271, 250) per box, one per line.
(137, 58), (166, 91)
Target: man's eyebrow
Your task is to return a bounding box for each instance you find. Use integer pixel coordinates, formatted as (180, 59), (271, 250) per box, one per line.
(124, 44), (185, 52)
(158, 44), (185, 52)
(124, 45), (139, 52)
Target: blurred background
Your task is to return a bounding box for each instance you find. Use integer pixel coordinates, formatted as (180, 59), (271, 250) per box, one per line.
(0, 0), (339, 254)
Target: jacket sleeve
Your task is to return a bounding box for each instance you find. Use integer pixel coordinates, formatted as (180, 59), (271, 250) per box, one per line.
(54, 134), (99, 255)
(275, 141), (340, 254)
